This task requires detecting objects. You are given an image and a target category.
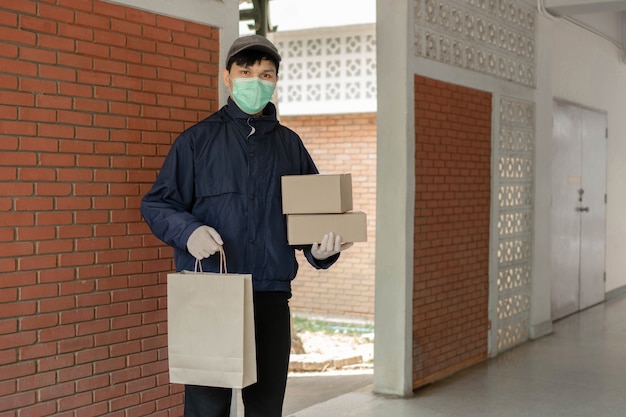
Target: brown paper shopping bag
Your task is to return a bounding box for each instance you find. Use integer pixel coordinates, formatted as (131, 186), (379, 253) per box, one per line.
(167, 248), (257, 389)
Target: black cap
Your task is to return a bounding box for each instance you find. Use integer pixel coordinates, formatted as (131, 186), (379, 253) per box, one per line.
(226, 35), (282, 65)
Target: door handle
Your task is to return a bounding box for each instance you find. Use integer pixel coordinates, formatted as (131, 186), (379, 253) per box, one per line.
(576, 206), (590, 212)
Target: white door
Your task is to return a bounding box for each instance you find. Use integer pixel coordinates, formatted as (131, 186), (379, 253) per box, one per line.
(551, 100), (607, 320)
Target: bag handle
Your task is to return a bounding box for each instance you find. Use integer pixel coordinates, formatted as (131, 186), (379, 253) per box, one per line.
(193, 246), (227, 274)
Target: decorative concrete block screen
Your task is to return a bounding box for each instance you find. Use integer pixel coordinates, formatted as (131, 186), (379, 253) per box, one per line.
(414, 0), (536, 88)
(494, 97), (534, 351)
(271, 24), (376, 115)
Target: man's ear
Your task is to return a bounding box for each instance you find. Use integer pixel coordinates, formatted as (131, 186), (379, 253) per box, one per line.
(222, 68), (231, 88)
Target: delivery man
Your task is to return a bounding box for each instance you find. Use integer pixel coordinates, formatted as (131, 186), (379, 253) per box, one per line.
(140, 34), (352, 417)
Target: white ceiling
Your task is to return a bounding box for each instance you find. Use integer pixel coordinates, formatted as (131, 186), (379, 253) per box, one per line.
(543, 0), (626, 46)
(239, 0), (626, 53)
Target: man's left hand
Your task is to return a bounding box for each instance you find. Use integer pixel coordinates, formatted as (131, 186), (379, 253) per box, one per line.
(311, 232), (354, 260)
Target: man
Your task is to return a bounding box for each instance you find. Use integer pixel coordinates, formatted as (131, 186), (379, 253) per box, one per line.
(140, 35), (352, 417)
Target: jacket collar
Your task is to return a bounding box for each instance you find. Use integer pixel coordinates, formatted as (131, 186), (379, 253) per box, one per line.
(224, 97), (279, 136)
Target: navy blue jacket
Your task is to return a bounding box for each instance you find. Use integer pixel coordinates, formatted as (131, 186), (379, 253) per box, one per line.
(140, 98), (338, 293)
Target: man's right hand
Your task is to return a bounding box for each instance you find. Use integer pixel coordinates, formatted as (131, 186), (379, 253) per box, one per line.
(186, 225), (224, 259)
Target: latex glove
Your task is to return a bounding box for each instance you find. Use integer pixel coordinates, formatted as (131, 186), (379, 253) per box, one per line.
(311, 232), (354, 260)
(186, 225), (224, 260)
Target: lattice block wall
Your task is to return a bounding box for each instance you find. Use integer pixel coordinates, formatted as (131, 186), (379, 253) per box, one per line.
(271, 25), (376, 115)
(414, 0), (536, 87)
(495, 97), (535, 352)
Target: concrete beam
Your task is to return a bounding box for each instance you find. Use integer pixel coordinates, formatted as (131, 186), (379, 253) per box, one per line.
(544, 0), (626, 15)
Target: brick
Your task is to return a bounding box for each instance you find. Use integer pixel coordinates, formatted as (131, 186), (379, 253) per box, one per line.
(35, 211), (73, 225)
(94, 29), (126, 47)
(0, 10), (17, 27)
(135, 60), (166, 82)
(58, 392), (94, 411)
(0, 380), (15, 397)
(19, 283), (58, 300)
(0, 167), (17, 179)
(75, 346), (108, 365)
(92, 114), (125, 130)
(58, 335), (94, 354)
(57, 168), (94, 182)
(76, 319), (109, 336)
(58, 281), (95, 297)
(95, 303), (127, 320)
(111, 314), (141, 330)
(76, 292), (110, 308)
(73, 97), (108, 113)
(39, 381), (75, 401)
(57, 363), (93, 383)
(57, 109), (93, 126)
(76, 265), (111, 280)
(0, 350), (16, 366)
(0, 392), (35, 413)
(158, 400), (183, 415)
(75, 374), (109, 393)
(92, 57), (125, 74)
(140, 385), (169, 403)
(111, 17), (143, 37)
(16, 371), (56, 391)
(0, 121), (37, 136)
(93, 383), (125, 403)
(0, 361), (35, 382)
(74, 210), (109, 224)
(94, 357), (126, 375)
(58, 81), (93, 98)
(0, 44), (17, 59)
(0, 317), (17, 333)
(93, 85), (125, 101)
(0, 242), (33, 257)
(19, 312), (57, 330)
(58, 141), (94, 157)
(38, 296), (75, 313)
(75, 126), (109, 142)
(19, 46), (57, 65)
(109, 392), (141, 412)
(39, 153), (74, 167)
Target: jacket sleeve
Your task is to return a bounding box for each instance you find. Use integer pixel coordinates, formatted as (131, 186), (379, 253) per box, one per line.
(140, 133), (204, 251)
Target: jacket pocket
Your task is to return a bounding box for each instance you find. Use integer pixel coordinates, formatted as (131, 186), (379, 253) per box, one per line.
(195, 176), (245, 199)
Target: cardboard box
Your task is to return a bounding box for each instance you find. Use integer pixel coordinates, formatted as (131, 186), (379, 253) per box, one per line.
(286, 211), (367, 245)
(281, 174), (352, 214)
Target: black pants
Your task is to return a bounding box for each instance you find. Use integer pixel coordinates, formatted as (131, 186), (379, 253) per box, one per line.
(184, 292), (291, 417)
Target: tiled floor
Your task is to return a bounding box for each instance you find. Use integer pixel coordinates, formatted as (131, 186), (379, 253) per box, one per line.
(287, 293), (626, 417)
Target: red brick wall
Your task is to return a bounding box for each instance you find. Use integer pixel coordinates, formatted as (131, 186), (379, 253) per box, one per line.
(413, 75), (490, 389)
(0, 1), (218, 415)
(281, 113), (377, 320)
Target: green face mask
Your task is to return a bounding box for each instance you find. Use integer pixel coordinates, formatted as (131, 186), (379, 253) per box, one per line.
(231, 78), (276, 115)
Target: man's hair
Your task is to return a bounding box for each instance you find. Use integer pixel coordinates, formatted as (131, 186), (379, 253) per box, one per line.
(226, 49), (280, 75)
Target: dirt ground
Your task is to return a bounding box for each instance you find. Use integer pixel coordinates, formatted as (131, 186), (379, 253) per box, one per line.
(289, 330), (374, 372)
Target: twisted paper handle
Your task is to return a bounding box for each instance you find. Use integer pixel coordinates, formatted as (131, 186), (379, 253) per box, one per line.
(194, 246), (227, 274)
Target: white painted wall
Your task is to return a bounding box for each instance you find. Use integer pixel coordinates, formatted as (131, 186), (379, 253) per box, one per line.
(374, 0), (415, 398)
(531, 14), (555, 339)
(548, 17), (626, 295)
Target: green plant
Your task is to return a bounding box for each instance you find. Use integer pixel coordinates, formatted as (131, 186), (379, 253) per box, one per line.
(292, 316), (373, 337)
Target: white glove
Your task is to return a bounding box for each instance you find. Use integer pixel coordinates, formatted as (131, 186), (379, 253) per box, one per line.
(186, 225), (223, 260)
(311, 232), (353, 260)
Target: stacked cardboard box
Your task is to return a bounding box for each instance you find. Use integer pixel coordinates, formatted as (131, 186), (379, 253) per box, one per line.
(281, 174), (367, 245)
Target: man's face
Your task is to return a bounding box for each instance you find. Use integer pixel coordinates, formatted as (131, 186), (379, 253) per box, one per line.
(222, 58), (278, 91)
